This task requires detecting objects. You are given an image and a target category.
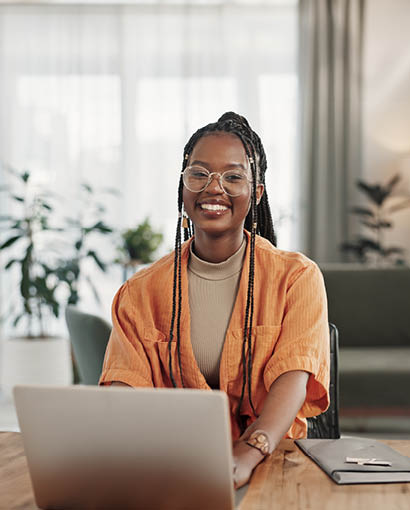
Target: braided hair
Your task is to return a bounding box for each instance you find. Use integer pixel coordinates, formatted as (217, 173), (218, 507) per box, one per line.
(168, 112), (276, 428)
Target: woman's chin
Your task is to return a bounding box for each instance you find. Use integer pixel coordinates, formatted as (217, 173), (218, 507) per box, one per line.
(191, 220), (244, 239)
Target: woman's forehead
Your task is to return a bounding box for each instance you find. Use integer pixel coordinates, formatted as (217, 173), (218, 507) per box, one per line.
(189, 132), (248, 167)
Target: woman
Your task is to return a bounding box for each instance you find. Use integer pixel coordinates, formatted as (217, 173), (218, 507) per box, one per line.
(99, 112), (330, 488)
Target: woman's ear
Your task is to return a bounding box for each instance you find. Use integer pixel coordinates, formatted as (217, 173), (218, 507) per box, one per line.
(256, 184), (264, 205)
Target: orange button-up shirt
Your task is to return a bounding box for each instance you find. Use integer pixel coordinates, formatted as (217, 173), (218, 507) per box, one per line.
(100, 231), (330, 441)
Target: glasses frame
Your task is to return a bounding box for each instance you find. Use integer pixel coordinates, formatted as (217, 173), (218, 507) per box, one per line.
(181, 165), (253, 197)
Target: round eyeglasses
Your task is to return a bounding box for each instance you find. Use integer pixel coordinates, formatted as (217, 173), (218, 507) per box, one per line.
(182, 166), (252, 197)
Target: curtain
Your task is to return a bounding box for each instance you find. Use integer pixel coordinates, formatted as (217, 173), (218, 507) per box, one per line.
(298, 0), (365, 263)
(0, 2), (297, 330)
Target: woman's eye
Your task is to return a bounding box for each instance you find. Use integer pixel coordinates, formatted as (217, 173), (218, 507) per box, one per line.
(190, 167), (209, 178)
(224, 173), (245, 182)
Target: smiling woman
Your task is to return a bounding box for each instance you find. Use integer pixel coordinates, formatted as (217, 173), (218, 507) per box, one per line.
(99, 112), (330, 489)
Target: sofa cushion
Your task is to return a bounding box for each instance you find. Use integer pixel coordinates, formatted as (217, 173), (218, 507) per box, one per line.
(320, 266), (410, 348)
(339, 348), (410, 408)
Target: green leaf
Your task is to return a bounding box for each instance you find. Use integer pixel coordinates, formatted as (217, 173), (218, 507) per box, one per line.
(20, 244), (33, 299)
(87, 250), (106, 271)
(385, 173), (400, 193)
(23, 300), (32, 315)
(68, 290), (79, 306)
(20, 273), (30, 300)
(340, 237), (382, 261)
(0, 235), (21, 250)
(51, 300), (59, 318)
(356, 181), (388, 206)
(360, 219), (392, 229)
(85, 221), (112, 234)
(40, 263), (53, 275)
(5, 259), (19, 269)
(382, 246), (404, 256)
(350, 207), (375, 217)
(13, 313), (24, 327)
(10, 220), (22, 230)
(21, 171), (30, 183)
(12, 195), (25, 203)
(358, 238), (381, 251)
(81, 183), (93, 193)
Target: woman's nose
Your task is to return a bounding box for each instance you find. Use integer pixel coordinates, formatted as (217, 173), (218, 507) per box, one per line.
(206, 174), (224, 194)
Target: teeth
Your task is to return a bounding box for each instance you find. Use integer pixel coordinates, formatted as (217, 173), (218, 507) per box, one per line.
(200, 204), (228, 211)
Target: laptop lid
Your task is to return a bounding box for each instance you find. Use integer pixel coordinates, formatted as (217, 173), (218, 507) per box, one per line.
(13, 385), (235, 510)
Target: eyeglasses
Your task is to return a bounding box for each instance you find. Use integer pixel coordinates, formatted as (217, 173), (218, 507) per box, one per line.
(182, 166), (252, 197)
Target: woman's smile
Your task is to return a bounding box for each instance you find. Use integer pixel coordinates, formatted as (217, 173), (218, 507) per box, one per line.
(197, 198), (231, 215)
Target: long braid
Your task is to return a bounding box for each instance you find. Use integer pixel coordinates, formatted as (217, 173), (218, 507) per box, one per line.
(246, 154), (258, 417)
(169, 112), (276, 431)
(168, 199), (181, 387)
(176, 179), (186, 387)
(168, 178), (184, 387)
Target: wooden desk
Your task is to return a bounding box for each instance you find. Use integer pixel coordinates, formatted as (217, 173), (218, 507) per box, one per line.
(1, 432), (410, 510)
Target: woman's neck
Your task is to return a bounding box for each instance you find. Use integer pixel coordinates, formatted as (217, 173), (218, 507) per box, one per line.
(192, 230), (245, 263)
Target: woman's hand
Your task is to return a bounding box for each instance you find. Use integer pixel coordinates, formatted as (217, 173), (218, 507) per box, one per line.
(232, 439), (264, 489)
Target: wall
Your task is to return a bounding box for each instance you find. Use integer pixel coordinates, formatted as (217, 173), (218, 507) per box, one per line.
(363, 0), (410, 255)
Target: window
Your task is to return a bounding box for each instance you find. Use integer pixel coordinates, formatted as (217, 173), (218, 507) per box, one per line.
(0, 2), (297, 322)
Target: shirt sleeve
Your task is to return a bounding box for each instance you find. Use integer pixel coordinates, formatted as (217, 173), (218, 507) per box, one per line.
(263, 261), (330, 417)
(99, 282), (154, 387)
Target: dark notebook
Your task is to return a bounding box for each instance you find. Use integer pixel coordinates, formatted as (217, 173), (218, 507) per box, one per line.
(295, 437), (410, 485)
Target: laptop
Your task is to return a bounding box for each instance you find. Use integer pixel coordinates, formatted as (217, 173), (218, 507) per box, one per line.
(13, 385), (240, 510)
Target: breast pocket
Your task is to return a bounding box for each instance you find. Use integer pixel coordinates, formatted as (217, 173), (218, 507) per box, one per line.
(229, 325), (281, 393)
(143, 327), (179, 387)
(252, 325), (282, 366)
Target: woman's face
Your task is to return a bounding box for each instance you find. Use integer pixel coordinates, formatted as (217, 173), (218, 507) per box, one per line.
(182, 133), (264, 238)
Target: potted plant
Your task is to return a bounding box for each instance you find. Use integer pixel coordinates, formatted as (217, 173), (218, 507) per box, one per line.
(55, 182), (115, 306)
(341, 174), (410, 265)
(0, 169), (72, 397)
(117, 218), (163, 280)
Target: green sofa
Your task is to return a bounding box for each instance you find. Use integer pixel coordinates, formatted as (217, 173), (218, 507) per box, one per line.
(320, 265), (410, 411)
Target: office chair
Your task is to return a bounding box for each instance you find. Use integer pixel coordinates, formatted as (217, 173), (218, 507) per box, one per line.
(307, 323), (340, 439)
(65, 306), (112, 385)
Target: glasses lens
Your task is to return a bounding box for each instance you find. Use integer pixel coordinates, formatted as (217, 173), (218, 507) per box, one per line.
(183, 166), (210, 192)
(221, 170), (249, 196)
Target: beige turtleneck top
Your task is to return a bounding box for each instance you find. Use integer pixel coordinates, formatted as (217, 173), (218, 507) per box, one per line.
(188, 237), (247, 388)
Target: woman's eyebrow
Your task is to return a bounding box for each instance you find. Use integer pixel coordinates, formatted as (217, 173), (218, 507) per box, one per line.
(190, 160), (247, 170)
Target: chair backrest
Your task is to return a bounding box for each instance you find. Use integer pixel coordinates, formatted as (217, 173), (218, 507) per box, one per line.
(307, 323), (340, 439)
(65, 306), (112, 385)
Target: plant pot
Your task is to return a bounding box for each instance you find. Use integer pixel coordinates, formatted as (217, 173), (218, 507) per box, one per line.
(0, 336), (73, 399)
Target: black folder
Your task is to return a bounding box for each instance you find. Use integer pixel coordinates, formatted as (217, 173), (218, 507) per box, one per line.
(295, 437), (410, 484)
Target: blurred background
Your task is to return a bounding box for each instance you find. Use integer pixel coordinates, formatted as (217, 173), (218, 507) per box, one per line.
(1, 0), (410, 438)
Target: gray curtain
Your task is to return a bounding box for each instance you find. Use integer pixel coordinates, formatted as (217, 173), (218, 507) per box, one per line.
(298, 0), (365, 263)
